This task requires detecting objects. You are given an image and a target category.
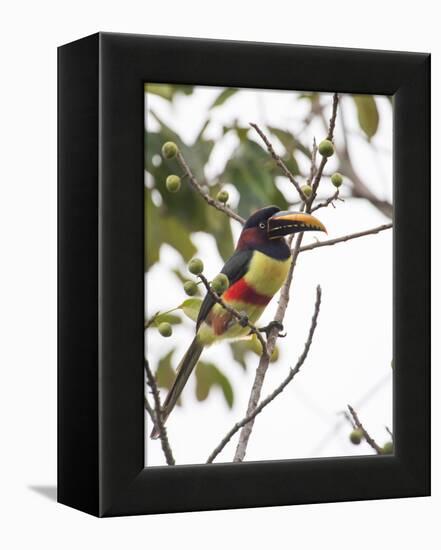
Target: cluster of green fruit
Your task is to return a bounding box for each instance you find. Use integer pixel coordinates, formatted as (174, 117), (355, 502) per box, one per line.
(162, 141), (229, 203)
(185, 258), (229, 294)
(349, 428), (394, 454)
(157, 257), (230, 338)
(299, 139), (343, 198)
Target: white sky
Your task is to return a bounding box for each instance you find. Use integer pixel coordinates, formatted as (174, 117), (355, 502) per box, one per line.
(145, 86), (393, 466)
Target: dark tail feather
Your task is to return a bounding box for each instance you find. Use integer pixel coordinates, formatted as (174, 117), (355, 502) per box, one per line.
(150, 336), (204, 439)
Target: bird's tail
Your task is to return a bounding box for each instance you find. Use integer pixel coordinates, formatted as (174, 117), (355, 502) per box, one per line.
(150, 336), (204, 439)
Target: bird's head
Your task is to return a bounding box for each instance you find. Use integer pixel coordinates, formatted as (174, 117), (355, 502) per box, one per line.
(237, 205), (327, 250)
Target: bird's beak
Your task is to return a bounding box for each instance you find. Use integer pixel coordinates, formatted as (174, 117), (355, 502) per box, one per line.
(267, 211), (327, 239)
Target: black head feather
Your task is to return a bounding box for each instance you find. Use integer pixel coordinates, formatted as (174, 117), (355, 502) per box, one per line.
(243, 206), (281, 229)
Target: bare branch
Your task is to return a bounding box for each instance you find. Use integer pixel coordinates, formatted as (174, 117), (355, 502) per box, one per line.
(385, 426), (394, 440)
(175, 150), (245, 225)
(347, 404), (383, 454)
(144, 312), (159, 329)
(311, 189), (341, 212)
(233, 229), (305, 462)
(309, 93), (339, 204)
(249, 122), (308, 202)
(319, 98), (393, 219)
(144, 360), (175, 466)
(198, 274), (269, 360)
(208, 286), (322, 463)
(306, 138), (318, 186)
(144, 396), (156, 422)
(299, 223), (393, 253)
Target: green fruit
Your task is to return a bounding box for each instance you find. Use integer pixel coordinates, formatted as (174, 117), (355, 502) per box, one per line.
(158, 322), (172, 337)
(349, 429), (363, 445)
(217, 190), (229, 203)
(211, 273), (229, 294)
(382, 441), (394, 455)
(331, 172), (343, 188)
(183, 280), (198, 296)
(188, 258), (204, 275)
(301, 184), (313, 198)
(165, 174), (181, 193)
(318, 139), (334, 158)
(161, 141), (178, 159)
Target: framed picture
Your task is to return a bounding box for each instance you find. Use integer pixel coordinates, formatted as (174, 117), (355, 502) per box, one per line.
(58, 33), (430, 517)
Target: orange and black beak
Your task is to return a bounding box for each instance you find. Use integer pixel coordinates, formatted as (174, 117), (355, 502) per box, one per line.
(267, 210), (327, 239)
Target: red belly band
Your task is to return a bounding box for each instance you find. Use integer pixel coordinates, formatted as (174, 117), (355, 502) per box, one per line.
(223, 278), (272, 306)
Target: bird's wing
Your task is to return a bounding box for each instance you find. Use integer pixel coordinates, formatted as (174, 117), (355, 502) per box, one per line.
(196, 248), (253, 330)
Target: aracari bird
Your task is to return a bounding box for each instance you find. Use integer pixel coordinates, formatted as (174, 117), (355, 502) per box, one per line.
(151, 205), (326, 438)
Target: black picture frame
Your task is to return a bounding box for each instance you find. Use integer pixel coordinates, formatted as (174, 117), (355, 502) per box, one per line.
(58, 32), (430, 517)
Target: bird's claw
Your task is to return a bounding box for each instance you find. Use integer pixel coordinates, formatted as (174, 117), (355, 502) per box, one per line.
(259, 321), (286, 337)
(239, 314), (249, 327)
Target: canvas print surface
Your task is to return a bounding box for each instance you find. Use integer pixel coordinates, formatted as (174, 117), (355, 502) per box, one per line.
(144, 84), (393, 466)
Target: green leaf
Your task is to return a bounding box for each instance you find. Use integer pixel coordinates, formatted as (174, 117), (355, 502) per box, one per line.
(145, 83), (194, 101)
(229, 341), (250, 370)
(353, 95), (379, 140)
(222, 140), (289, 218)
(268, 126), (312, 161)
(144, 114), (215, 241)
(144, 190), (197, 270)
(210, 88), (239, 109)
(230, 336), (279, 366)
(195, 361), (234, 408)
(179, 298), (202, 322)
(298, 92), (319, 103)
(162, 214), (198, 262)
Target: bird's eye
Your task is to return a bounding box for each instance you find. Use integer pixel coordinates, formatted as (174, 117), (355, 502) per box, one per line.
(259, 222), (266, 229)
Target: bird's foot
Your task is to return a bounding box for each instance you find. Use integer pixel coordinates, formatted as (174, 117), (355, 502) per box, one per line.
(238, 314), (249, 327)
(259, 321), (286, 338)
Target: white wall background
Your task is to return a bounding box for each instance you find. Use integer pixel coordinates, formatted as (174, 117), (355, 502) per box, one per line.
(0, 1), (439, 549)
(145, 88), (393, 466)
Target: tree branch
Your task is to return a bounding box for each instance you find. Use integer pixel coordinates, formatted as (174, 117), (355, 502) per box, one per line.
(311, 189), (341, 212)
(347, 404), (382, 455)
(319, 98), (393, 219)
(309, 93), (339, 204)
(299, 223), (393, 253)
(144, 360), (175, 466)
(207, 285), (322, 463)
(175, 150), (245, 225)
(249, 122), (308, 202)
(233, 95), (340, 462)
(198, 274), (269, 360)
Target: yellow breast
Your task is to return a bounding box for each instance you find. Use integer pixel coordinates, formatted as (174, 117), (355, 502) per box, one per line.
(244, 251), (291, 296)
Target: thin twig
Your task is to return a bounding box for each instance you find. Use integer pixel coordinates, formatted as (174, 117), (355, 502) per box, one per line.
(385, 426), (394, 440)
(144, 360), (175, 465)
(198, 274), (269, 359)
(249, 122), (308, 202)
(319, 98), (393, 219)
(175, 150), (245, 225)
(306, 138), (318, 186)
(299, 223), (393, 253)
(311, 189), (341, 212)
(347, 404), (382, 454)
(144, 396), (156, 421)
(309, 93), (339, 205)
(208, 286), (322, 463)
